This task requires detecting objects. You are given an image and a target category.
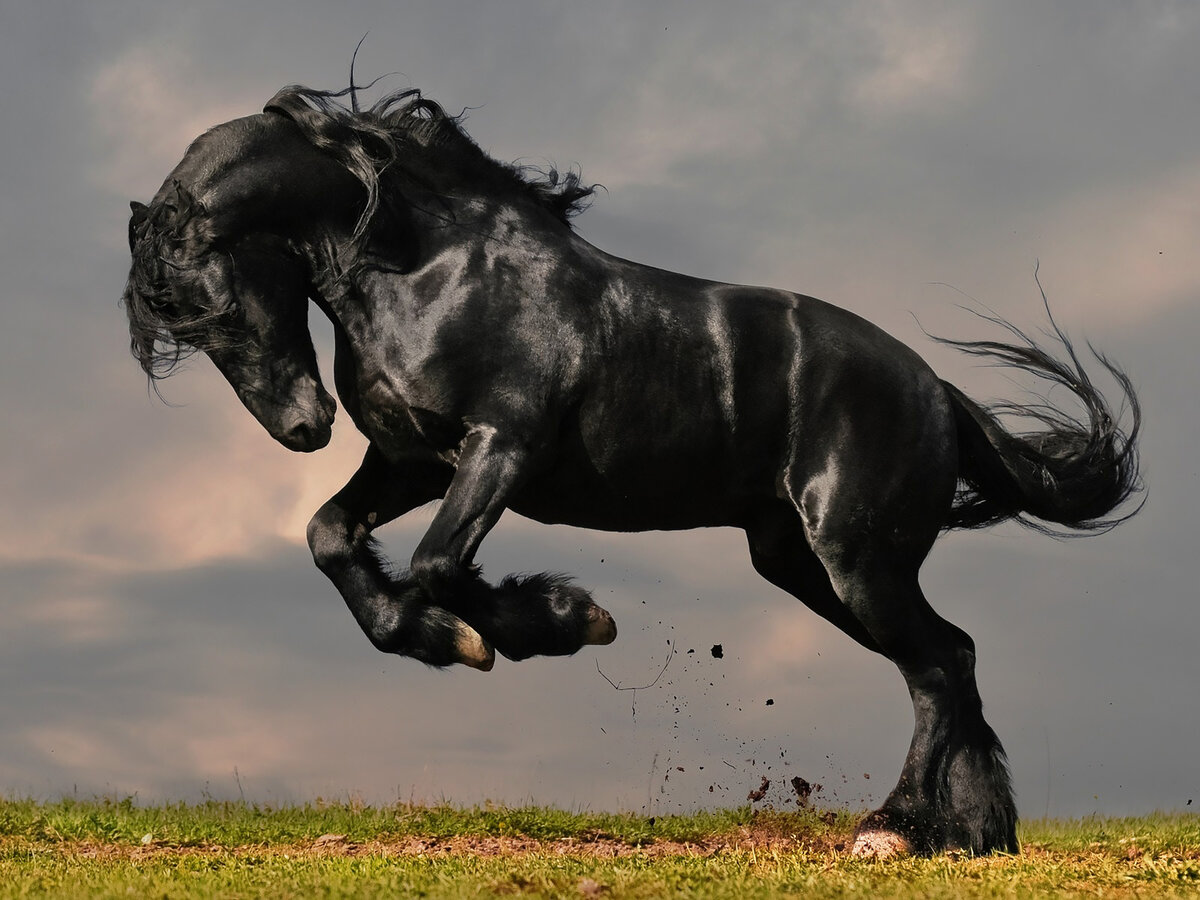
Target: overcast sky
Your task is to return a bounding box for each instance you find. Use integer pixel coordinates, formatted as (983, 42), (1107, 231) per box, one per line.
(1, 0), (1196, 818)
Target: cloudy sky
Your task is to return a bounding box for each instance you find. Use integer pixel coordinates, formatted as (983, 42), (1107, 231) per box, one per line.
(2, 1), (1196, 818)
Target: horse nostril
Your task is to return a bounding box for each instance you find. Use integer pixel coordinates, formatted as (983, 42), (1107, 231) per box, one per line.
(320, 391), (338, 422)
(285, 422), (315, 449)
(280, 416), (332, 452)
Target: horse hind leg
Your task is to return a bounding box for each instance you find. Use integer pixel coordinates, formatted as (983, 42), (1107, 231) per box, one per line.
(746, 508), (882, 655)
(804, 525), (1018, 856)
(768, 421), (1017, 856)
(749, 514), (1011, 853)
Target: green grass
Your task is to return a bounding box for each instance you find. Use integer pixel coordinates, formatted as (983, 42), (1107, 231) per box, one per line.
(2, 798), (1198, 898)
(0, 795), (777, 846)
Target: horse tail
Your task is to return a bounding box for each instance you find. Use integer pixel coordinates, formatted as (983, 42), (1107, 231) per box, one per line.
(936, 309), (1143, 535)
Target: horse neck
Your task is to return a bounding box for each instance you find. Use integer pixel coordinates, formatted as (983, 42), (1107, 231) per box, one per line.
(306, 181), (574, 319)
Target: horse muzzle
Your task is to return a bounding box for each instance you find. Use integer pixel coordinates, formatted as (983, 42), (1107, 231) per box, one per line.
(237, 376), (336, 452)
(274, 387), (336, 452)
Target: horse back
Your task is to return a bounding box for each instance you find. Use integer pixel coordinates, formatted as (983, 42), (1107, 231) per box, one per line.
(515, 251), (954, 531)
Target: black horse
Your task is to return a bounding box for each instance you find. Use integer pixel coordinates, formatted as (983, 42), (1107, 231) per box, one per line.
(123, 84), (1140, 857)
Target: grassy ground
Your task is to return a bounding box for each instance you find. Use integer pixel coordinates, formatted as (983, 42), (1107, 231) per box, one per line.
(2, 797), (1198, 898)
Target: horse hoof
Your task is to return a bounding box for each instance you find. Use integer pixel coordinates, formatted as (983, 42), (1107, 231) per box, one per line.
(455, 625), (495, 671)
(584, 604), (617, 645)
(851, 830), (913, 859)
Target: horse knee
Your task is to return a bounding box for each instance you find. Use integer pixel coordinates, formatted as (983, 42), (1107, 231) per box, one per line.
(306, 504), (353, 574)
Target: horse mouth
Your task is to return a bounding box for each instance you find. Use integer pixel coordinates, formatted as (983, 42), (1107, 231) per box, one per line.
(277, 417), (333, 452)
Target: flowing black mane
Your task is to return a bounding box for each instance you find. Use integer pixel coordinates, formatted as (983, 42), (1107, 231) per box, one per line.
(264, 85), (596, 241)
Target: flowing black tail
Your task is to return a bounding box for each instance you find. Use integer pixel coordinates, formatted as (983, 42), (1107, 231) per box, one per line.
(937, 303), (1142, 535)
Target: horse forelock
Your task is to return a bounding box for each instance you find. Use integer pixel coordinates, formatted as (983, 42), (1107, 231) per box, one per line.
(123, 182), (246, 381)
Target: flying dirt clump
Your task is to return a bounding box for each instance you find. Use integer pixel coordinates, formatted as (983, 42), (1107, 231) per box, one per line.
(792, 776), (823, 807)
(747, 777), (770, 802)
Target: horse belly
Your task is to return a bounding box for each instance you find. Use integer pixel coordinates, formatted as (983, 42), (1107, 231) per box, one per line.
(511, 465), (739, 531)
(512, 402), (782, 531)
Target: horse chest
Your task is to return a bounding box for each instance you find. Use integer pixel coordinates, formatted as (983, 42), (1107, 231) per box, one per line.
(355, 372), (466, 459)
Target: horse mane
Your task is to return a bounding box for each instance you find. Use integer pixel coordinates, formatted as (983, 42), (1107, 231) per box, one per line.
(263, 84), (596, 250)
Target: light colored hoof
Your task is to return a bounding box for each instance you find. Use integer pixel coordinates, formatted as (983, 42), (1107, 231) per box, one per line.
(584, 605), (617, 645)
(455, 625), (495, 671)
(852, 830), (913, 859)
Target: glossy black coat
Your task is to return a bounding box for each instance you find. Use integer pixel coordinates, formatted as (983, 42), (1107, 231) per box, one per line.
(123, 87), (1140, 856)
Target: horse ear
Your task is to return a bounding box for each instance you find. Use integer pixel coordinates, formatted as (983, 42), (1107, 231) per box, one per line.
(128, 201), (150, 250)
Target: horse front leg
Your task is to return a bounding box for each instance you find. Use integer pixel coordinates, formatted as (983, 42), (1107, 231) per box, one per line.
(306, 445), (495, 670)
(410, 426), (617, 661)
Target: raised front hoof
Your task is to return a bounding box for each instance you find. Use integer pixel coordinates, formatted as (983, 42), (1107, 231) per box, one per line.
(583, 603), (617, 646)
(851, 829), (914, 860)
(481, 574), (616, 661)
(396, 608), (495, 671)
(453, 623), (495, 671)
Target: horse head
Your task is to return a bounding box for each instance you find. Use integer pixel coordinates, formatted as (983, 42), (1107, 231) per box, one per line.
(124, 86), (590, 451)
(122, 112), (363, 452)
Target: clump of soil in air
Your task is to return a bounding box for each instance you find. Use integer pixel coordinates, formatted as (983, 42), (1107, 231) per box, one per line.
(791, 776), (822, 807)
(747, 776), (770, 802)
(710, 644), (724, 659)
